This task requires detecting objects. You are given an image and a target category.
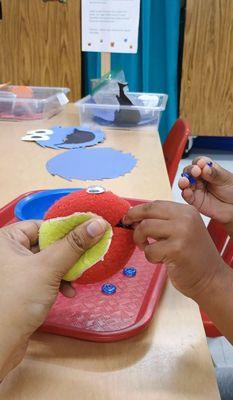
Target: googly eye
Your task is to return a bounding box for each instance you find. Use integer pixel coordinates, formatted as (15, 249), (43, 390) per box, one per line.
(21, 134), (50, 142)
(87, 186), (106, 194)
(26, 129), (53, 136)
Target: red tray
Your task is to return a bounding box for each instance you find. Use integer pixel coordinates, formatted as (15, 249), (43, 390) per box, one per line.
(0, 192), (167, 342)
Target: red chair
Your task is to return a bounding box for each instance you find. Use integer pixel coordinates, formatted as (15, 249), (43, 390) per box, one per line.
(201, 219), (233, 337)
(223, 240), (233, 267)
(207, 219), (229, 253)
(163, 118), (191, 186)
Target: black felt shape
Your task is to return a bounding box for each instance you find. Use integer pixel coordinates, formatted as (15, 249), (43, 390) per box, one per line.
(115, 82), (141, 125)
(63, 128), (95, 144)
(116, 83), (133, 106)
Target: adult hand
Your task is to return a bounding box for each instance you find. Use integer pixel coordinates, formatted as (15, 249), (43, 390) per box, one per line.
(0, 218), (107, 380)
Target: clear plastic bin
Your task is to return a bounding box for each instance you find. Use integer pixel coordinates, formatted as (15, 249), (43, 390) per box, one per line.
(0, 86), (70, 121)
(75, 92), (168, 129)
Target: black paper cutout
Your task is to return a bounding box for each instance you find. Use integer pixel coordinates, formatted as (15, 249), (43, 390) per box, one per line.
(116, 83), (133, 106)
(114, 82), (141, 125)
(62, 128), (95, 144)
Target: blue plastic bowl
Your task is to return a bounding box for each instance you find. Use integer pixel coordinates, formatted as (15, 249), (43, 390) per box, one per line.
(14, 188), (82, 220)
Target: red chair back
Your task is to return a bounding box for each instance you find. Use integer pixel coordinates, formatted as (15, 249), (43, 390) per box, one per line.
(207, 219), (233, 266)
(201, 219), (233, 337)
(222, 240), (233, 267)
(207, 219), (229, 253)
(163, 118), (190, 185)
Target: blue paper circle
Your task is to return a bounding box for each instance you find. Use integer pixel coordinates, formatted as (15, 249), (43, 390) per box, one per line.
(46, 147), (137, 181)
(37, 126), (105, 150)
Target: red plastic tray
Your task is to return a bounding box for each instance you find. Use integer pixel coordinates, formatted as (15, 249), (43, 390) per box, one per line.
(0, 192), (167, 342)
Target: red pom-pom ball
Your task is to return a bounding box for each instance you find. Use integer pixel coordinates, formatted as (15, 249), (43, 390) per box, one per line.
(45, 189), (135, 284)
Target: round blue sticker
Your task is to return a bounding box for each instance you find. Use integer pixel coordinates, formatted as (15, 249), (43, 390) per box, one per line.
(101, 283), (117, 295)
(123, 267), (137, 277)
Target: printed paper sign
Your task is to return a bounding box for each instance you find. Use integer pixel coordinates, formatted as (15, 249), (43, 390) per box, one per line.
(82, 0), (140, 54)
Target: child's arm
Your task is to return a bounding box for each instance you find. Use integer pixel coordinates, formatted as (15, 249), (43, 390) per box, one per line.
(124, 201), (233, 343)
(178, 157), (233, 238)
(195, 264), (233, 343)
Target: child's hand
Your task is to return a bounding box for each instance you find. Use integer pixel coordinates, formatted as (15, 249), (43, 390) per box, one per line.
(0, 218), (107, 380)
(178, 156), (233, 224)
(124, 201), (226, 300)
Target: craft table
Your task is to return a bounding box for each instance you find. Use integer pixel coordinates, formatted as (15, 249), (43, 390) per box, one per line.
(0, 105), (220, 399)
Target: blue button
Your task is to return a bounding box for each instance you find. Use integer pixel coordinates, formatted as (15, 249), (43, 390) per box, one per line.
(181, 172), (196, 185)
(123, 267), (137, 277)
(101, 283), (117, 295)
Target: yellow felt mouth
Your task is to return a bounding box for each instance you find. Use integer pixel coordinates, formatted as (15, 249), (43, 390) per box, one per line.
(39, 212), (113, 281)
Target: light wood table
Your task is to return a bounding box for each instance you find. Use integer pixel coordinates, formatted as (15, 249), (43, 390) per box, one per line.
(0, 105), (220, 399)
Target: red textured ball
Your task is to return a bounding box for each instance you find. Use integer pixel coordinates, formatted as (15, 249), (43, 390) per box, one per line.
(44, 190), (135, 284)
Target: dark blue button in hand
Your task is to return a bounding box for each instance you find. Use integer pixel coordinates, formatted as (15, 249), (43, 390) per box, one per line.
(123, 267), (137, 277)
(181, 172), (196, 185)
(101, 283), (117, 295)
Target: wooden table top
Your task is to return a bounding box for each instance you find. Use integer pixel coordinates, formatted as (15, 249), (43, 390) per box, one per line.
(0, 105), (220, 399)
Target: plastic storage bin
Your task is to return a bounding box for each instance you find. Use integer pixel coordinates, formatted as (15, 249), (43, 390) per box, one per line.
(0, 86), (70, 121)
(75, 92), (168, 129)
